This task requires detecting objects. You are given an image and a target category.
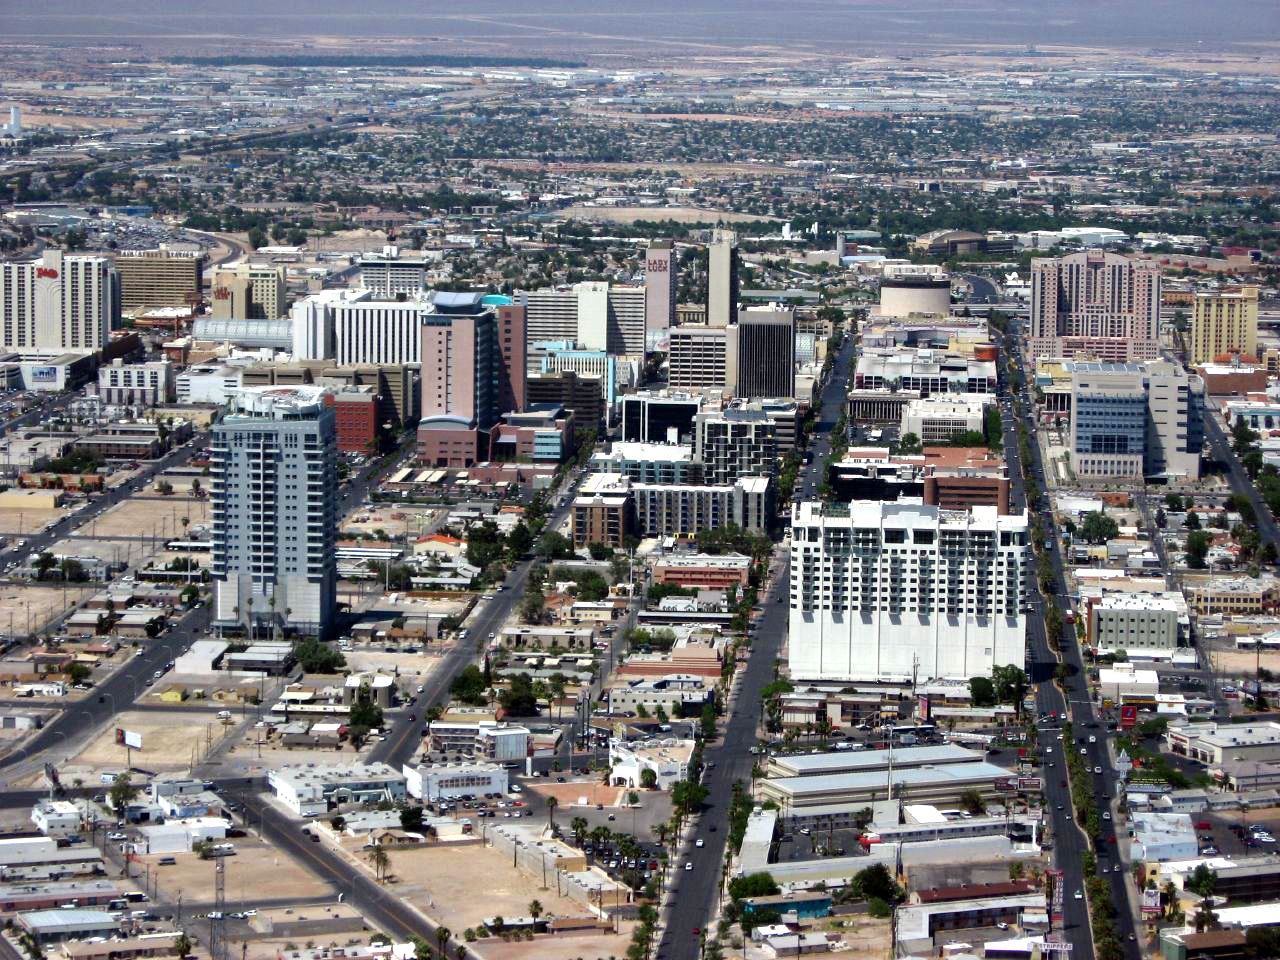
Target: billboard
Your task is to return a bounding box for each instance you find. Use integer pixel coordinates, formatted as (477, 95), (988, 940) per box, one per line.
(115, 728), (142, 750)
(29, 366), (58, 384)
(1017, 777), (1043, 791)
(1121, 705), (1138, 729)
(993, 776), (1019, 792)
(1142, 888), (1161, 916)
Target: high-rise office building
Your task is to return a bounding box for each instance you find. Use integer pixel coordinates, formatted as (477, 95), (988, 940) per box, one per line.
(705, 229), (739, 328)
(357, 247), (436, 298)
(1190, 286), (1259, 365)
(496, 304), (527, 414)
(1029, 250), (1161, 361)
(731, 308), (795, 399)
(644, 240), (677, 336)
(668, 325), (728, 391)
(789, 499), (1028, 682)
(211, 386), (337, 637)
(522, 283), (646, 356)
(333, 297), (432, 366)
(112, 249), (204, 310)
(1068, 359), (1204, 481)
(0, 249), (117, 353)
(621, 391), (704, 444)
(416, 293), (513, 467)
(210, 263), (288, 321)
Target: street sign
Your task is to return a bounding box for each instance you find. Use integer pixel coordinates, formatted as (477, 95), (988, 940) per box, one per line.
(1042, 940), (1074, 953)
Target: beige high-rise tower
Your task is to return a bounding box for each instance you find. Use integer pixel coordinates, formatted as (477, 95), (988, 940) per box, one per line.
(1190, 286), (1259, 364)
(705, 229), (739, 328)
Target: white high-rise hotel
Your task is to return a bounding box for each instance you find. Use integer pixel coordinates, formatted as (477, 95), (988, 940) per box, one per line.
(789, 500), (1028, 682)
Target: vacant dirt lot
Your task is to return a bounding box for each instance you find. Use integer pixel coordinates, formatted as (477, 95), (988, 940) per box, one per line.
(140, 835), (333, 905)
(525, 782), (625, 808)
(340, 504), (440, 540)
(479, 926), (637, 960)
(0, 584), (92, 637)
(369, 841), (585, 932)
(0, 504), (71, 535)
(72, 709), (232, 774)
(87, 495), (210, 540)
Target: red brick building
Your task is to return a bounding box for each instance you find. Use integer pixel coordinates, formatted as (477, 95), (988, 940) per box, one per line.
(325, 387), (380, 454)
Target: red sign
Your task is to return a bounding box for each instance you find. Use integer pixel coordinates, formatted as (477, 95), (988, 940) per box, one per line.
(646, 259), (669, 272)
(1120, 705), (1138, 729)
(35, 267), (58, 279)
(213, 287), (231, 300)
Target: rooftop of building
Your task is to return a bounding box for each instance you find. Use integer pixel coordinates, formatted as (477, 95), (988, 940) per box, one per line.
(765, 760), (1013, 796)
(1095, 593), (1182, 612)
(791, 497), (1024, 530)
(270, 762), (404, 787)
(770, 744), (982, 776)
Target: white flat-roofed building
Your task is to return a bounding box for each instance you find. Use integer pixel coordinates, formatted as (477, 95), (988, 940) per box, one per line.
(788, 499), (1027, 682)
(425, 719), (529, 763)
(1131, 811), (1197, 862)
(30, 801), (81, 839)
(268, 763), (407, 817)
(757, 759), (1016, 809)
(853, 348), (996, 396)
(357, 248), (439, 298)
(608, 737), (695, 790)
(136, 816), (227, 854)
(899, 394), (991, 443)
(1090, 592), (1183, 658)
(590, 442), (699, 484)
(97, 359), (174, 406)
(401, 761), (508, 802)
(18, 909), (119, 944)
(765, 744), (985, 779)
(1165, 720), (1280, 766)
(1098, 663), (1160, 703)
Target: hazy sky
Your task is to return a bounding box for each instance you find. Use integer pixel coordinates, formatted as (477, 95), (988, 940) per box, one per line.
(12, 0), (1280, 51)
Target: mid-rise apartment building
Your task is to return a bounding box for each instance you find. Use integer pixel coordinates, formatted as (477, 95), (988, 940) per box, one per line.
(209, 263), (287, 322)
(0, 250), (117, 353)
(112, 249), (203, 310)
(211, 386), (337, 637)
(96, 359), (174, 406)
(788, 499), (1028, 682)
(668, 325), (728, 391)
(334, 296), (431, 366)
(1029, 250), (1161, 361)
(693, 408), (778, 484)
(1190, 286), (1259, 365)
(900, 395), (991, 443)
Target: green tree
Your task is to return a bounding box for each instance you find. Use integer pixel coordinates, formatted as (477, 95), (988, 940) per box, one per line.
(959, 789), (986, 816)
(450, 665), (488, 705)
(640, 768), (658, 789)
(498, 673), (539, 716)
(293, 637), (345, 673)
(850, 863), (904, 904)
(400, 806), (425, 832)
(727, 872), (780, 900)
(1080, 511), (1120, 544)
(1186, 530), (1213, 569)
(33, 552), (56, 581)
(537, 530), (575, 561)
(108, 773), (139, 814)
(897, 432), (922, 455)
(969, 675), (996, 707)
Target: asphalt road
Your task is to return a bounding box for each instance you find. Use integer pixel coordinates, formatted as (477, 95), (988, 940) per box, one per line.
(367, 466), (588, 770)
(657, 333), (857, 957)
(1203, 412), (1280, 561)
(1004, 328), (1139, 958)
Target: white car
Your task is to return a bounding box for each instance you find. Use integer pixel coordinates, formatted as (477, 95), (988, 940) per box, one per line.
(695, 838), (705, 848)
(684, 862), (693, 871)
(1074, 891), (1083, 900)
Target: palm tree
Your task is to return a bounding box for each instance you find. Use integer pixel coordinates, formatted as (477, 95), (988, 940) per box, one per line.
(546, 796), (558, 831)
(435, 926), (450, 959)
(570, 816), (588, 848)
(528, 900), (542, 923)
(367, 844), (389, 883)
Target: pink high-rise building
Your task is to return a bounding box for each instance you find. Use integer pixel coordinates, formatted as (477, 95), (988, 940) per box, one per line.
(1030, 250), (1161, 361)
